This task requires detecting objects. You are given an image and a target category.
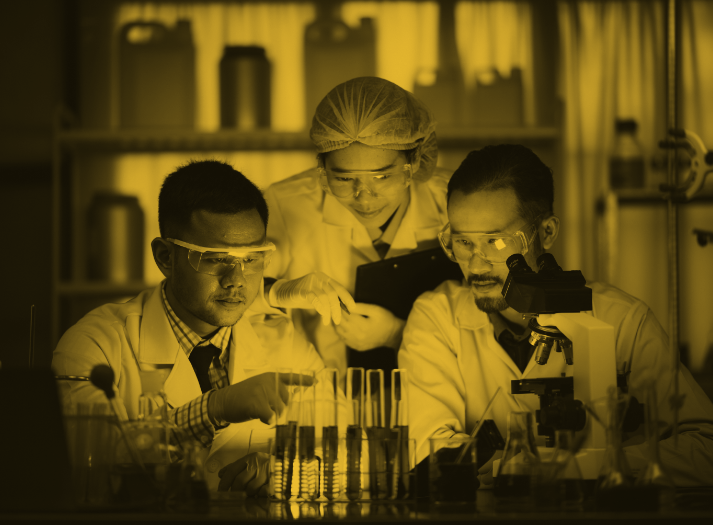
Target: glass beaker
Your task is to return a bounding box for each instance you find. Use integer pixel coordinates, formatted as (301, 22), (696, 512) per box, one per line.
(429, 436), (478, 506)
(494, 411), (540, 509)
(533, 430), (584, 511)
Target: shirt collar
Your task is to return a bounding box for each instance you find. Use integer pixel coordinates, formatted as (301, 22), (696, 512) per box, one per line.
(487, 310), (531, 343)
(161, 282), (232, 362)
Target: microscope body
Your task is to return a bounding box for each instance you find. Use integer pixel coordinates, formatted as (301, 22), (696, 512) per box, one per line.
(496, 253), (618, 479)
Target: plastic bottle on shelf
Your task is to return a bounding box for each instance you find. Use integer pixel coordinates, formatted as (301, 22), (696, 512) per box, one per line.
(220, 46), (271, 130)
(119, 20), (195, 129)
(609, 119), (646, 189)
(304, 2), (375, 120)
(86, 192), (144, 283)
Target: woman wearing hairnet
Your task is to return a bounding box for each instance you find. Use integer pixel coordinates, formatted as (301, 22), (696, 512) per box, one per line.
(264, 77), (452, 382)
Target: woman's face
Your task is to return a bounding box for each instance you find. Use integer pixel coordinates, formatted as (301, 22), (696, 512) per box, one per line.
(323, 142), (411, 228)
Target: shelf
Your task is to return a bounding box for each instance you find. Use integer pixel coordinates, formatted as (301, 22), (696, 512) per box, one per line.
(614, 188), (713, 204)
(55, 126), (560, 153)
(56, 129), (314, 152)
(56, 281), (160, 296)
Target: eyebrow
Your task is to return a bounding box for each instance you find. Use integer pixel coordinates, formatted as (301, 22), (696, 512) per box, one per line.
(329, 161), (398, 174)
(451, 228), (505, 235)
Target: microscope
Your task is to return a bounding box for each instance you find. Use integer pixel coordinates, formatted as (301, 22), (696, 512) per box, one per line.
(497, 253), (641, 480)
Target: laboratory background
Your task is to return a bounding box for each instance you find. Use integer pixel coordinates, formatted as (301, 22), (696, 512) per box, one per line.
(1, 1), (712, 398)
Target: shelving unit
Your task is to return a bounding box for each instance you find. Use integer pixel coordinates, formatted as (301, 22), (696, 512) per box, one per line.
(56, 126), (560, 152)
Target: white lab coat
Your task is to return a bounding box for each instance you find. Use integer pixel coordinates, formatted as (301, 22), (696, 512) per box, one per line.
(264, 167), (452, 374)
(399, 279), (713, 486)
(52, 281), (342, 491)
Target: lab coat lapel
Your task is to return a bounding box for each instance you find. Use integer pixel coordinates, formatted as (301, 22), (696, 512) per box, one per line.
(322, 193), (380, 263)
(228, 314), (268, 385)
(388, 181), (444, 257)
(456, 291), (524, 377)
(138, 283), (203, 408)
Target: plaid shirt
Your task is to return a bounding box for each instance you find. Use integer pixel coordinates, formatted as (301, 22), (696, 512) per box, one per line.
(161, 284), (232, 448)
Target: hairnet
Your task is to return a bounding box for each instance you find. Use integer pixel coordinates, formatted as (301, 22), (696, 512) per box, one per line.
(310, 77), (438, 181)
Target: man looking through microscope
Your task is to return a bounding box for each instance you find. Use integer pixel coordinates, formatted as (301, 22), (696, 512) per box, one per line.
(400, 144), (713, 487)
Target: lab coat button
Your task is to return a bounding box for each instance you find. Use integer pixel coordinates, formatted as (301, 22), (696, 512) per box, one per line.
(207, 459), (220, 473)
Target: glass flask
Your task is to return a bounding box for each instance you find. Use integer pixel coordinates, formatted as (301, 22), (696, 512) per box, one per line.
(596, 386), (634, 492)
(495, 411), (540, 509)
(634, 383), (675, 509)
(548, 430), (584, 510)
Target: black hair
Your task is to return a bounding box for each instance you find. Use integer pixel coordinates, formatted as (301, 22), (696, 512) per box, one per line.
(158, 159), (269, 238)
(447, 144), (554, 223)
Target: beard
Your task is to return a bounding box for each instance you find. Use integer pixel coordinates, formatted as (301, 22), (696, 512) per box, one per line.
(474, 295), (509, 313)
(466, 274), (509, 313)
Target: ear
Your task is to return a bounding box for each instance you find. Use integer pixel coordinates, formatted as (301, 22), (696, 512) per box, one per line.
(539, 215), (560, 250)
(151, 237), (173, 279)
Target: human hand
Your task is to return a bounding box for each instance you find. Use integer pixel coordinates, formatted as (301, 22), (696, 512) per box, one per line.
(218, 452), (270, 494)
(209, 372), (315, 425)
(268, 272), (356, 326)
(334, 302), (405, 351)
(477, 449), (503, 488)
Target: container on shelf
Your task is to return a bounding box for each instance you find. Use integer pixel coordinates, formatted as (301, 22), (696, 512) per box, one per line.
(304, 2), (375, 119)
(119, 20), (195, 128)
(220, 46), (272, 130)
(609, 119), (646, 190)
(86, 192), (144, 283)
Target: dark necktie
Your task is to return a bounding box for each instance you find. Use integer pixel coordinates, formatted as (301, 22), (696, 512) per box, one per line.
(373, 240), (391, 259)
(499, 331), (534, 373)
(189, 343), (221, 393)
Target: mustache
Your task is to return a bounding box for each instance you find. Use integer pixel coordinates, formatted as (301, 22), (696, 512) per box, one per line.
(467, 275), (504, 286)
(215, 295), (246, 301)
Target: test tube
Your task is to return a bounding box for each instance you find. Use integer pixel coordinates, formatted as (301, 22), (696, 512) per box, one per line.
(321, 368), (340, 500)
(390, 369), (410, 499)
(346, 367), (364, 501)
(274, 368), (297, 500)
(297, 370), (318, 500)
(366, 369), (389, 499)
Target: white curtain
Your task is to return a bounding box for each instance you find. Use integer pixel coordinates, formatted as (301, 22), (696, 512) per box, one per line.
(342, 1), (439, 93)
(455, 1), (536, 126)
(679, 0), (713, 370)
(557, 1), (665, 280)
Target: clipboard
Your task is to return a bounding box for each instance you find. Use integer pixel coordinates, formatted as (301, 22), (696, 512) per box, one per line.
(354, 247), (464, 320)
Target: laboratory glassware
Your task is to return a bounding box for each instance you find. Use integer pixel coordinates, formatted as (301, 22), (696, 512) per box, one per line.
(495, 411), (540, 508)
(297, 370), (319, 500)
(273, 368), (298, 500)
(321, 368), (341, 500)
(346, 367), (365, 500)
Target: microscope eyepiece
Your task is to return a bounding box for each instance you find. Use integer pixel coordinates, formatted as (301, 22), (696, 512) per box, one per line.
(537, 253), (563, 273)
(506, 254), (533, 273)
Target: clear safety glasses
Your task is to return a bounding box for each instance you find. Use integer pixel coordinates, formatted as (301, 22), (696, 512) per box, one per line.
(438, 220), (540, 265)
(167, 238), (275, 277)
(318, 164), (412, 198)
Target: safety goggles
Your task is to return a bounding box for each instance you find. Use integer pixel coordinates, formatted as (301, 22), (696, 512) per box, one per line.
(167, 238), (275, 276)
(438, 219), (540, 265)
(317, 163), (412, 198)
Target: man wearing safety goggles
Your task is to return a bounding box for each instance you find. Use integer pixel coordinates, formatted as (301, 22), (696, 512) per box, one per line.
(53, 160), (340, 495)
(400, 145), (713, 488)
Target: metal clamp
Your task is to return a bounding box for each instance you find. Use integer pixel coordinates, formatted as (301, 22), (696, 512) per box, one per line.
(659, 128), (713, 201)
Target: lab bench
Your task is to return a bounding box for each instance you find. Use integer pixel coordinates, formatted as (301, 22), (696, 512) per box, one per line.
(3, 489), (713, 524)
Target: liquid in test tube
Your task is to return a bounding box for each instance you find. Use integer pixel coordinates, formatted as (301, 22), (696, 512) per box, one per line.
(346, 367), (364, 501)
(390, 369), (410, 499)
(321, 368), (340, 501)
(297, 370), (318, 500)
(366, 369), (389, 500)
(274, 368), (297, 500)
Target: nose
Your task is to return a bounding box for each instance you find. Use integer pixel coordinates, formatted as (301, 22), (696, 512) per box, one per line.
(353, 178), (376, 198)
(220, 261), (247, 288)
(467, 252), (494, 274)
